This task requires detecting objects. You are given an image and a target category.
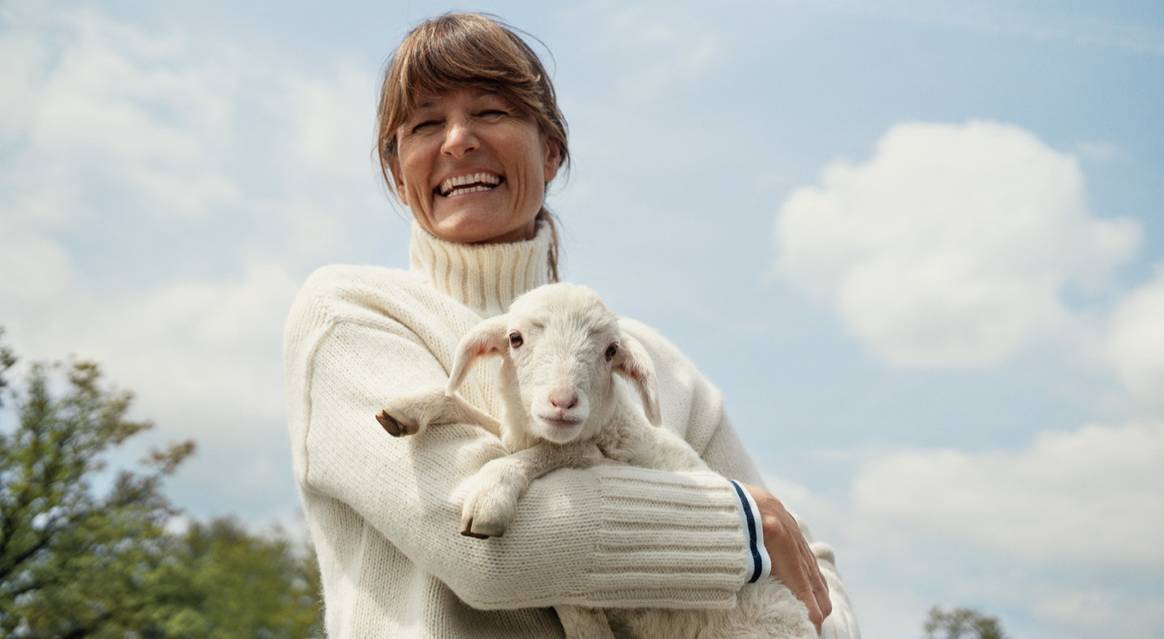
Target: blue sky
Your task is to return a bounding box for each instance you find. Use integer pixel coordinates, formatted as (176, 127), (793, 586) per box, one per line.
(3, 2), (1162, 637)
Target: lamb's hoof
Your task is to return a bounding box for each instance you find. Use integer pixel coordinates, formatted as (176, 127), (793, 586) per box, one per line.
(375, 409), (418, 437)
(460, 517), (503, 539)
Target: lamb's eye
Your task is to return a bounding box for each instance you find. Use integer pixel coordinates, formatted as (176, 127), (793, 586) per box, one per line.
(604, 343), (618, 362)
(508, 331), (524, 348)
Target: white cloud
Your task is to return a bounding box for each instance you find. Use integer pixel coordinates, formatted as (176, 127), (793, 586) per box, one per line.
(0, 230), (72, 304)
(853, 421), (1164, 568)
(773, 120), (1140, 369)
(0, 2), (380, 348)
(815, 1), (1164, 57)
(564, 2), (725, 102)
(1032, 589), (1164, 639)
(0, 3), (381, 243)
(5, 262), (300, 526)
(2, 7), (241, 221)
(762, 420), (1164, 638)
(285, 60), (381, 189)
(0, 4), (385, 521)
(1105, 265), (1164, 408)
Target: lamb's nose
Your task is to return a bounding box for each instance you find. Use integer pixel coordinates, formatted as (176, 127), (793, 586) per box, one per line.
(548, 387), (578, 410)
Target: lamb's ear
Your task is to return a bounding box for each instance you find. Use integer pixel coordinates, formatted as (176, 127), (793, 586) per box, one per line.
(614, 332), (661, 426)
(447, 315), (509, 395)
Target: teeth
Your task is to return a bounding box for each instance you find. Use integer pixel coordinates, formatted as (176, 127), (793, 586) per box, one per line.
(448, 185), (493, 196)
(439, 172), (502, 196)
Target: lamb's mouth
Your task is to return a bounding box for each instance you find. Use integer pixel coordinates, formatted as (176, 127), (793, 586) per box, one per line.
(436, 172), (505, 197)
(539, 416), (582, 428)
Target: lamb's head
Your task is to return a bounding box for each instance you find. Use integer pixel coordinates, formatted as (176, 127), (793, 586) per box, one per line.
(446, 283), (661, 444)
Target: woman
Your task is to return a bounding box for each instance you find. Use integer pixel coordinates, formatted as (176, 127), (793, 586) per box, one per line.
(283, 12), (859, 638)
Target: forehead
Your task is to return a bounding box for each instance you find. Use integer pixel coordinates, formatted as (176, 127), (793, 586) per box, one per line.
(412, 86), (508, 110)
(510, 287), (619, 335)
(524, 310), (619, 335)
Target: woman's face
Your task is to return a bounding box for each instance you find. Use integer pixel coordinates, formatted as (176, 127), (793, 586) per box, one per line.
(392, 87), (560, 244)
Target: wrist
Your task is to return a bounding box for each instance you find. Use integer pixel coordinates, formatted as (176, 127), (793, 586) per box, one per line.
(728, 479), (772, 583)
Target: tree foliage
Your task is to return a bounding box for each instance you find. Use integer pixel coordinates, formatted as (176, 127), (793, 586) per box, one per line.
(157, 518), (323, 638)
(0, 331), (321, 637)
(924, 605), (1008, 639)
(0, 329), (15, 407)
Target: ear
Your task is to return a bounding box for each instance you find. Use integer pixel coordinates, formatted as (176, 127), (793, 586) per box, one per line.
(446, 315), (509, 395)
(388, 154), (409, 207)
(613, 332), (661, 426)
(542, 138), (561, 184)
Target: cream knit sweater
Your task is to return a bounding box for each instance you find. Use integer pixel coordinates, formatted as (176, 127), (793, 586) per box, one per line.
(283, 222), (859, 638)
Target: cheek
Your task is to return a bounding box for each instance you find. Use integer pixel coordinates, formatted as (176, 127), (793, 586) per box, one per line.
(406, 181), (428, 209)
(505, 129), (550, 213)
(591, 370), (613, 398)
(401, 156), (421, 189)
(401, 170), (434, 214)
(514, 360), (538, 392)
(396, 142), (432, 202)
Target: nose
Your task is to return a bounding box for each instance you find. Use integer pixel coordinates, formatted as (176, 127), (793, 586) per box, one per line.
(441, 118), (479, 158)
(548, 387), (578, 410)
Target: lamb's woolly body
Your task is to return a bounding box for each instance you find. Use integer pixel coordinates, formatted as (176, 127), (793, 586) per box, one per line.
(382, 283), (817, 639)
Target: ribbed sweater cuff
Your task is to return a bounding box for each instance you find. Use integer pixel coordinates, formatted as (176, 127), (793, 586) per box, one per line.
(730, 479), (772, 583)
(582, 465), (751, 609)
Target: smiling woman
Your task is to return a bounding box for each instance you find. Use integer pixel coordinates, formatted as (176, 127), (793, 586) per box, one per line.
(388, 87), (560, 244)
(376, 13), (569, 256)
(283, 11), (859, 639)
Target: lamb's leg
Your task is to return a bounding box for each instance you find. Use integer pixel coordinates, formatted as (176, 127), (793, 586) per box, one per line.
(555, 605), (615, 639)
(617, 425), (709, 473)
(376, 388), (501, 438)
(460, 440), (606, 538)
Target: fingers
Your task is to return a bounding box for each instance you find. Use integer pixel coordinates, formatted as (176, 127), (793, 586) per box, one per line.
(776, 547), (824, 633)
(789, 513), (831, 634)
(742, 483), (833, 634)
(787, 533), (825, 634)
(794, 525), (831, 625)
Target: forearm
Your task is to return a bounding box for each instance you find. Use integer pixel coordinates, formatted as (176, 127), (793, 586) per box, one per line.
(305, 426), (753, 610)
(618, 319), (860, 635)
(289, 311), (755, 610)
(502, 440), (607, 479)
(702, 417), (861, 637)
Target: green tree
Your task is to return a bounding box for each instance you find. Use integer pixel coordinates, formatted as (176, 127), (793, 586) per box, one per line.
(924, 605), (1008, 639)
(0, 329), (15, 407)
(0, 332), (321, 637)
(156, 518), (323, 638)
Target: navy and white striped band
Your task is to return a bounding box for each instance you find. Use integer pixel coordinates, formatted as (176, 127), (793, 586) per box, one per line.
(729, 479), (772, 584)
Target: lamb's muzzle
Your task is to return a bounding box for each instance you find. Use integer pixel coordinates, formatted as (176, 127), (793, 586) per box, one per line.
(442, 283), (661, 446)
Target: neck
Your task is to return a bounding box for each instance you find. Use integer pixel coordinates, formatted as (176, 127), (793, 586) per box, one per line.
(408, 220), (552, 317)
(487, 220), (538, 243)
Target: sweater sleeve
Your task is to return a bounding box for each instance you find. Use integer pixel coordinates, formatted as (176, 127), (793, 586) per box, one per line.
(284, 270), (754, 611)
(621, 319), (862, 638)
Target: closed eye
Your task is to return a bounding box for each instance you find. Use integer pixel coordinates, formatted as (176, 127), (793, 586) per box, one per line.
(476, 109), (508, 120)
(411, 119), (441, 134)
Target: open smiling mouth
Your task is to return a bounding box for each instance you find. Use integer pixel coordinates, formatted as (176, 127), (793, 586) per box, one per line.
(436, 172), (505, 197)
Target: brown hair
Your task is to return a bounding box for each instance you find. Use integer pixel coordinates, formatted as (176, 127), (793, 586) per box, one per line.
(376, 12), (568, 281)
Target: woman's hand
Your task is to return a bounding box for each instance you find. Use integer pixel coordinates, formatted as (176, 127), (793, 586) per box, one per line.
(740, 483), (831, 634)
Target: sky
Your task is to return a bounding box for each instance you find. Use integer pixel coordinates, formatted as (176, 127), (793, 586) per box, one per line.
(2, 1), (1163, 637)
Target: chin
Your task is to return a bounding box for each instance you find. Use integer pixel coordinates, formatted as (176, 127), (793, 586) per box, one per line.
(535, 420), (584, 444)
(430, 210), (534, 244)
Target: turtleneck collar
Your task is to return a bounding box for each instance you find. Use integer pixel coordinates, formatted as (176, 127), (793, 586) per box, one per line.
(408, 221), (552, 317)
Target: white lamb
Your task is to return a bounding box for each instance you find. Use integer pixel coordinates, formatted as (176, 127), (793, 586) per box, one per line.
(375, 282), (817, 639)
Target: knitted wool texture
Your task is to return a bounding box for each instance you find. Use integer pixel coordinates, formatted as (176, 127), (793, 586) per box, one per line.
(283, 221), (859, 638)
